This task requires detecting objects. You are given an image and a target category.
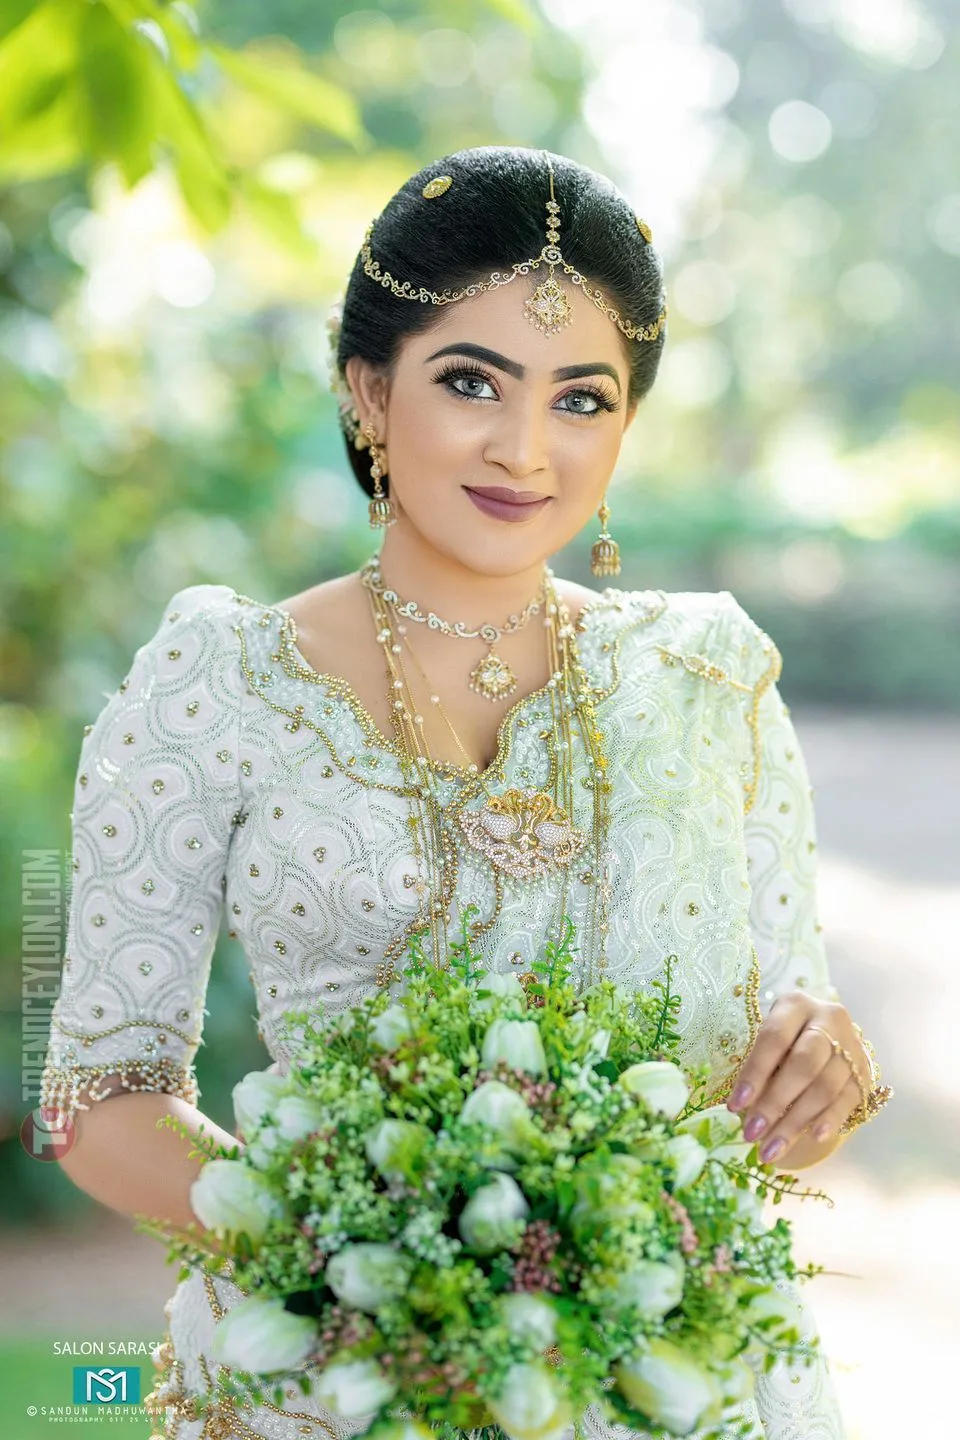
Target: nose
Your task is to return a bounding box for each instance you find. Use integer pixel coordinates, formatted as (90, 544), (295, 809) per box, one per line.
(482, 396), (550, 480)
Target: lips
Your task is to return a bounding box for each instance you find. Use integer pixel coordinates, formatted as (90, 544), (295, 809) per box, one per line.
(463, 486), (553, 524)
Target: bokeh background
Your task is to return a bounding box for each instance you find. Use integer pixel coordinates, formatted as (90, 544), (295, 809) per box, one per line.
(1, 0), (957, 1435)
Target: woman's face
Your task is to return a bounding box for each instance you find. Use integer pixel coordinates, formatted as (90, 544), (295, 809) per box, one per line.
(345, 275), (640, 579)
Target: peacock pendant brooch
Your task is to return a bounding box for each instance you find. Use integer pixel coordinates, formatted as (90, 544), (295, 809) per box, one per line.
(459, 786), (587, 881)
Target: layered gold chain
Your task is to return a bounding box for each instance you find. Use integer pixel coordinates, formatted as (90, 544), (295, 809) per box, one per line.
(362, 567), (614, 988)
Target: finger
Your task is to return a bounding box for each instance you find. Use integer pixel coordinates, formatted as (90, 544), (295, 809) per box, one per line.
(740, 1023), (835, 1148)
(808, 1075), (866, 1144)
(727, 994), (811, 1112)
(753, 1053), (852, 1162)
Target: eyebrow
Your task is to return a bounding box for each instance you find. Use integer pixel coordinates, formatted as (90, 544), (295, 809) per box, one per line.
(424, 342), (622, 395)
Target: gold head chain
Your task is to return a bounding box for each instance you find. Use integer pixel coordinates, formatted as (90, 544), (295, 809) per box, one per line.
(358, 150), (667, 345)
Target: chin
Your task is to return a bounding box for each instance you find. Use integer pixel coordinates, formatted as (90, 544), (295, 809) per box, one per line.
(438, 534), (554, 578)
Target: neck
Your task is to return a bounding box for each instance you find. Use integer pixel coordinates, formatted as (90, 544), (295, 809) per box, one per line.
(371, 522), (548, 626)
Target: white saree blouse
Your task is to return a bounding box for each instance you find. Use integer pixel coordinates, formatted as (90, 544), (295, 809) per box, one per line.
(40, 580), (848, 1440)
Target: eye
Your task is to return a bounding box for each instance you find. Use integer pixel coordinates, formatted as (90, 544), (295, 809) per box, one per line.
(556, 388), (618, 417)
(430, 362), (498, 402)
(430, 361), (620, 419)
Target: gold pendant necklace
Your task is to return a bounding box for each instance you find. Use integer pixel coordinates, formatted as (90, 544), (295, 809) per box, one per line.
(468, 648), (518, 702)
(361, 557), (548, 704)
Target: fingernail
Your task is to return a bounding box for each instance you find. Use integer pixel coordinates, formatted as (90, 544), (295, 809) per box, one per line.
(743, 1114), (767, 1142)
(730, 1083), (753, 1110)
(760, 1137), (786, 1164)
(814, 1122), (831, 1141)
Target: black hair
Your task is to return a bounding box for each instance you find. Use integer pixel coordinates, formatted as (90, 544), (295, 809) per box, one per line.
(335, 144), (667, 497)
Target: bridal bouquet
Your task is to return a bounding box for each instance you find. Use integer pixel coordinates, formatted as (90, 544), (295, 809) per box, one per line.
(145, 916), (829, 1440)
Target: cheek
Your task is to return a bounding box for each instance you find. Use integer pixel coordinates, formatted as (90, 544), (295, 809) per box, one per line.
(388, 389), (478, 485)
(553, 425), (622, 508)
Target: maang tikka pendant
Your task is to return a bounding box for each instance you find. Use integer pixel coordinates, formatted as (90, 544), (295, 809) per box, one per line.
(523, 193), (573, 337)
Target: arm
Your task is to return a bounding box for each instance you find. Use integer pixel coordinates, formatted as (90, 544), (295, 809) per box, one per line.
(55, 1089), (242, 1229)
(40, 584), (246, 1227)
(718, 597), (874, 1171)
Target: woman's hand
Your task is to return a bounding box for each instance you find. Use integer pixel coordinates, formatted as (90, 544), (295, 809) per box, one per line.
(726, 993), (870, 1166)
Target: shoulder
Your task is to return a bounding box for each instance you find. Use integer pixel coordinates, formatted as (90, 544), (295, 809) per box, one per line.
(105, 582), (255, 702)
(79, 584), (249, 763)
(705, 590), (783, 690)
(572, 583), (782, 694)
(131, 583), (250, 668)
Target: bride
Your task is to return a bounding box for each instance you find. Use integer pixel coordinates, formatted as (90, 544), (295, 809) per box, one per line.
(41, 145), (889, 1439)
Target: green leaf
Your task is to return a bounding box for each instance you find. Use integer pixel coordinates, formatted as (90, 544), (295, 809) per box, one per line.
(481, 0), (540, 33)
(101, 0), (202, 71)
(0, 0), (35, 44)
(76, 2), (156, 187)
(148, 62), (231, 231)
(241, 175), (317, 261)
(0, 0), (79, 130)
(210, 43), (367, 149)
(0, 77), (82, 182)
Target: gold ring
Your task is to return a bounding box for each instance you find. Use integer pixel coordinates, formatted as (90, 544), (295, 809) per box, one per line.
(804, 1024), (869, 1122)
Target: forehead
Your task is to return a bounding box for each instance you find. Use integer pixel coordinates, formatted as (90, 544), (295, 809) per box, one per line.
(399, 274), (631, 379)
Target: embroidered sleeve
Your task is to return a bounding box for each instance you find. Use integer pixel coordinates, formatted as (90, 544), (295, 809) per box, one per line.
(713, 593), (840, 1018)
(39, 585), (245, 1128)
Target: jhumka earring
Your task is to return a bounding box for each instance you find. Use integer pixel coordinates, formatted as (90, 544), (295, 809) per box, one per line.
(590, 495), (621, 577)
(364, 421), (395, 528)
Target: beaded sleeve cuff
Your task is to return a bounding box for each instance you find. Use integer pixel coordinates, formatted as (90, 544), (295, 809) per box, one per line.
(39, 1057), (200, 1128)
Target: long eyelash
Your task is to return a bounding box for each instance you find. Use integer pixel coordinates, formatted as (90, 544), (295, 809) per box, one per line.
(428, 361), (619, 416)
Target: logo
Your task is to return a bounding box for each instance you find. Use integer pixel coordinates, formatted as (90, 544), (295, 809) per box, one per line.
(72, 1367), (141, 1403)
(21, 1105), (77, 1161)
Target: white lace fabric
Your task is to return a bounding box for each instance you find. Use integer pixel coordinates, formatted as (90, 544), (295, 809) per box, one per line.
(41, 581), (848, 1439)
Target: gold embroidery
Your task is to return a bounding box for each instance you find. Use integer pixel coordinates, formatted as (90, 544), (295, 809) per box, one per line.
(51, 1016), (200, 1046)
(233, 587), (668, 792)
(742, 640), (782, 817)
(656, 645), (753, 690)
(700, 944), (763, 1106)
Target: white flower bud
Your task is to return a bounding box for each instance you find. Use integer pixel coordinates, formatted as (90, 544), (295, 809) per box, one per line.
(614, 1338), (724, 1434)
(597, 1253), (685, 1317)
(324, 1242), (413, 1313)
(458, 1173), (530, 1254)
(617, 1061), (690, 1119)
(190, 1160), (284, 1242)
(481, 1019), (547, 1077)
(663, 1133), (708, 1189)
(311, 1355), (397, 1417)
(474, 970), (527, 1014)
(499, 1294), (558, 1351)
(210, 1295), (318, 1373)
(486, 1361), (573, 1440)
(274, 1094), (326, 1143)
(370, 1004), (414, 1051)
(232, 1070), (288, 1135)
(568, 1010), (611, 1060)
(364, 1118), (432, 1182)
(675, 1104), (752, 1165)
(460, 1080), (541, 1172)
